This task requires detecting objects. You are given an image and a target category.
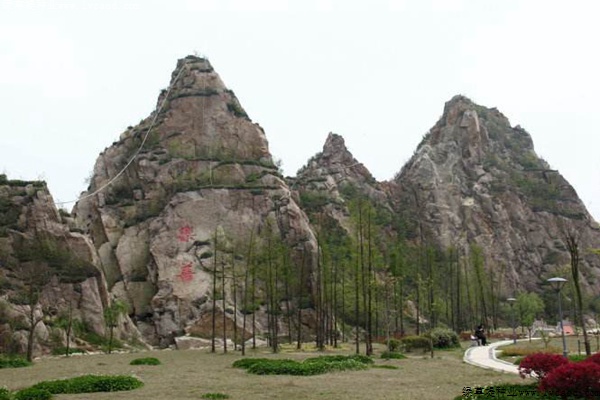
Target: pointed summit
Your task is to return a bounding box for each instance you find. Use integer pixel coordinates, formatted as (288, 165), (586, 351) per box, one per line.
(392, 96), (600, 291)
(73, 56), (318, 346)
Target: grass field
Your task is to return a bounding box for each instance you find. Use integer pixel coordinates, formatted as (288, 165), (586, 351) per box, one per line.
(0, 342), (529, 400)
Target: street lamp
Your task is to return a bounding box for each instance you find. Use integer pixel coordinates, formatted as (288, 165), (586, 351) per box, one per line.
(547, 277), (568, 358)
(507, 297), (517, 344)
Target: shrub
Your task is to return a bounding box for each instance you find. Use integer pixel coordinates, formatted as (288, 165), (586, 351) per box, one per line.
(51, 347), (85, 356)
(387, 338), (402, 352)
(584, 352), (600, 365)
(0, 387), (11, 400)
(0, 356), (32, 369)
(130, 357), (161, 366)
(540, 361), (600, 399)
(400, 335), (431, 352)
(428, 328), (460, 349)
(31, 375), (143, 394)
(14, 388), (53, 400)
(235, 355), (371, 376)
(232, 358), (271, 369)
(518, 353), (568, 380)
(568, 354), (588, 363)
(380, 351), (406, 360)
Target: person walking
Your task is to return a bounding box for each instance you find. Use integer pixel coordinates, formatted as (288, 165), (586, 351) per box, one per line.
(475, 324), (487, 346)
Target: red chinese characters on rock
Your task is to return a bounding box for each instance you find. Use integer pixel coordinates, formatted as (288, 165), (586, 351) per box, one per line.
(177, 225), (195, 243)
(177, 263), (194, 282)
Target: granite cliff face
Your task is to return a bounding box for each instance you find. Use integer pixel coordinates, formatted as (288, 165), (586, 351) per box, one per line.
(391, 95), (600, 291)
(5, 56), (600, 351)
(293, 132), (391, 231)
(74, 56), (318, 346)
(0, 176), (139, 357)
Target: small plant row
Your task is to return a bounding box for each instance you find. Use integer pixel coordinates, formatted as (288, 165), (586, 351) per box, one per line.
(129, 357), (161, 365)
(0, 375), (143, 400)
(0, 357), (31, 369)
(233, 354), (373, 376)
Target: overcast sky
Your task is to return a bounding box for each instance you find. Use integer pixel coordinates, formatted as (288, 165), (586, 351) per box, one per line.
(1, 0), (599, 221)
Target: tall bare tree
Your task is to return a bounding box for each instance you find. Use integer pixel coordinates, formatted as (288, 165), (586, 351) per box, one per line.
(565, 231), (591, 355)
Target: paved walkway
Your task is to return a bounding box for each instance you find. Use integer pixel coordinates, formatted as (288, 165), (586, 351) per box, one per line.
(463, 339), (522, 374)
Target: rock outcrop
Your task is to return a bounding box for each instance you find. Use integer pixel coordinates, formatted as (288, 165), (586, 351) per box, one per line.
(0, 175), (140, 357)
(74, 56), (318, 346)
(391, 95), (600, 291)
(294, 132), (392, 232)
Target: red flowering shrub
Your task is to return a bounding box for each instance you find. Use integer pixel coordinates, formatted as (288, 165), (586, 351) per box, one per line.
(518, 353), (568, 380)
(585, 352), (600, 365)
(540, 361), (600, 399)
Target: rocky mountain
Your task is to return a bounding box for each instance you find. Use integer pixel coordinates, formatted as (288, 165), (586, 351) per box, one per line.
(0, 175), (140, 357)
(391, 95), (600, 291)
(73, 56), (318, 346)
(293, 132), (392, 231)
(3, 57), (600, 356)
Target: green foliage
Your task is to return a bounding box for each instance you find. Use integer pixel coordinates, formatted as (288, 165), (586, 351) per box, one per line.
(226, 102), (248, 118)
(387, 338), (402, 352)
(14, 234), (98, 283)
(516, 292), (545, 329)
(400, 335), (432, 352)
(50, 347), (85, 356)
(30, 375), (143, 394)
(0, 356), (32, 369)
(129, 357), (161, 365)
(233, 355), (371, 376)
(0, 387), (10, 400)
(428, 328), (460, 349)
(380, 351), (406, 359)
(298, 191), (330, 211)
(201, 393), (230, 399)
(14, 388), (52, 400)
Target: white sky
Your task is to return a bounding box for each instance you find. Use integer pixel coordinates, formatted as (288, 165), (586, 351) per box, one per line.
(1, 0), (599, 221)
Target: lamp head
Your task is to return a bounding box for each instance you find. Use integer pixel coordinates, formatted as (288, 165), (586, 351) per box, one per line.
(547, 277), (567, 291)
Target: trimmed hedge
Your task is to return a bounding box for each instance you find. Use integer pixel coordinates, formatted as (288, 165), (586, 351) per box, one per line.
(30, 375), (143, 394)
(130, 357), (161, 366)
(0, 356), (32, 369)
(234, 355), (372, 376)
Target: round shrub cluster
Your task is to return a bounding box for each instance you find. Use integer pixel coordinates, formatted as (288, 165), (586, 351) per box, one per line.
(539, 361), (600, 399)
(428, 328), (460, 349)
(400, 335), (432, 352)
(130, 357), (161, 366)
(518, 353), (568, 380)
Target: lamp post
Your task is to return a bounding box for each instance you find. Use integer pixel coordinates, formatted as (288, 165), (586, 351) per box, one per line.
(548, 277), (568, 358)
(507, 297), (517, 344)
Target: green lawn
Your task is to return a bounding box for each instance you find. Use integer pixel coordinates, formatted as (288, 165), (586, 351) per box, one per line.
(0, 342), (529, 400)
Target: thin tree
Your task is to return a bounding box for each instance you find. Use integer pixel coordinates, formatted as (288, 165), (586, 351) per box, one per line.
(565, 231), (591, 355)
(104, 299), (127, 354)
(211, 228), (218, 353)
(11, 262), (52, 362)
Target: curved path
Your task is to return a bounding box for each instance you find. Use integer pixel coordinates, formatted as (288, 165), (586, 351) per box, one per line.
(463, 339), (521, 374)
